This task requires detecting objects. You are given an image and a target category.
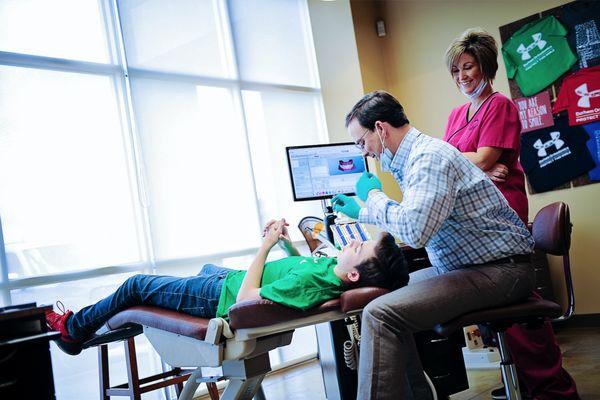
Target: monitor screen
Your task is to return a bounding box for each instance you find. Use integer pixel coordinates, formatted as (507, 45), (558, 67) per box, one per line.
(286, 143), (369, 201)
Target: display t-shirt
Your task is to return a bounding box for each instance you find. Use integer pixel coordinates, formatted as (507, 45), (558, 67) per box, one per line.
(502, 15), (577, 96)
(553, 65), (600, 126)
(444, 92), (528, 223)
(520, 116), (595, 192)
(582, 121), (600, 181)
(216, 256), (343, 318)
(562, 0), (600, 70)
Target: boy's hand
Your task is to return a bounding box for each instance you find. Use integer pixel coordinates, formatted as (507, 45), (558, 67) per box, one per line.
(262, 219), (286, 249)
(262, 218), (291, 242)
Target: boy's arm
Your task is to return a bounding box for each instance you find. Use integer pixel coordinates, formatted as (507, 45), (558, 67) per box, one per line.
(278, 238), (301, 256)
(236, 220), (284, 302)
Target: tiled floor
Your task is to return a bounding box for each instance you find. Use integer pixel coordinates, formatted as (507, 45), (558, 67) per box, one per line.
(253, 325), (600, 400)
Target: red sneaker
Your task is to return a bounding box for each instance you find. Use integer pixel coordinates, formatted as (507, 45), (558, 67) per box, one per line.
(45, 302), (82, 355)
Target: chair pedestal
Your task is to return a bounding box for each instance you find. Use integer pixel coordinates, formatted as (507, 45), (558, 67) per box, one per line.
(496, 330), (522, 400)
(434, 297), (562, 400)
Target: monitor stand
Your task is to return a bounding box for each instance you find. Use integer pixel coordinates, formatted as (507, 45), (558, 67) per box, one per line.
(321, 199), (337, 245)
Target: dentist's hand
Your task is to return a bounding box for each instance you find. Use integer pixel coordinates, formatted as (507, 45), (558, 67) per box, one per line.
(332, 194), (361, 219)
(355, 172), (382, 202)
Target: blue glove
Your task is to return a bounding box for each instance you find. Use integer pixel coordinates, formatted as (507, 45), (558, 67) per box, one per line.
(331, 194), (361, 219)
(355, 172), (382, 202)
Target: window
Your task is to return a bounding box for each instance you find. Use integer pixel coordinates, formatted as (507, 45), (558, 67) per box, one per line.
(0, 0), (110, 63)
(129, 80), (262, 259)
(0, 1), (326, 398)
(228, 0), (319, 87)
(0, 66), (141, 279)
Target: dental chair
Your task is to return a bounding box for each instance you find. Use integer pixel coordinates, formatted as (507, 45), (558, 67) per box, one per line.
(82, 285), (389, 400)
(80, 215), (391, 400)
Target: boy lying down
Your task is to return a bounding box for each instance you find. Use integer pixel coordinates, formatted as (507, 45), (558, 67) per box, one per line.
(46, 218), (409, 355)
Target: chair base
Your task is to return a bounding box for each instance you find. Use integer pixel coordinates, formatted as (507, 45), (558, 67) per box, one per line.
(496, 330), (522, 400)
(98, 336), (219, 400)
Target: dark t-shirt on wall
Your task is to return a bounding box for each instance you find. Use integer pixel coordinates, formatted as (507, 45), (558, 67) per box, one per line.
(520, 116), (595, 192)
(562, 0), (600, 70)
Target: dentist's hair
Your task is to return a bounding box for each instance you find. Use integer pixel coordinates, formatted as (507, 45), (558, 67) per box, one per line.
(345, 90), (410, 129)
(445, 28), (498, 82)
(352, 233), (409, 290)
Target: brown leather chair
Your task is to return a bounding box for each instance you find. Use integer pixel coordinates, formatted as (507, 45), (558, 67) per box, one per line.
(530, 202), (575, 321)
(433, 202), (574, 400)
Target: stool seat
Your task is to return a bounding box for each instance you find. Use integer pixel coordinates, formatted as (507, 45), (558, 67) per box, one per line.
(434, 297), (562, 337)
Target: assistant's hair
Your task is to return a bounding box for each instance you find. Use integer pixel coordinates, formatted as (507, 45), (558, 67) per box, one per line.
(353, 233), (409, 290)
(345, 90), (409, 129)
(445, 28), (498, 81)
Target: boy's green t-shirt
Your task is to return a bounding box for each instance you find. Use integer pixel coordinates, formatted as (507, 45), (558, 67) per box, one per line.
(502, 15), (576, 96)
(215, 256), (344, 318)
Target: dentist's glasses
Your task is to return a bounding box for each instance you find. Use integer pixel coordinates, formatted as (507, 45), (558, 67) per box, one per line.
(354, 128), (371, 150)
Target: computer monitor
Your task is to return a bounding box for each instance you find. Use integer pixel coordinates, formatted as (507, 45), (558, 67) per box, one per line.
(286, 143), (369, 201)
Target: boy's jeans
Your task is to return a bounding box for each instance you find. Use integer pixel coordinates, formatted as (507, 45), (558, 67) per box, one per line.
(67, 264), (231, 340)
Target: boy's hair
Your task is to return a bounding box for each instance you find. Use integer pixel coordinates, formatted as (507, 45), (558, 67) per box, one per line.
(345, 90), (410, 130)
(353, 233), (409, 290)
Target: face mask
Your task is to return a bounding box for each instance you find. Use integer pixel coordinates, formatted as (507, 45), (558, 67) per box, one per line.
(461, 78), (487, 101)
(377, 129), (394, 172)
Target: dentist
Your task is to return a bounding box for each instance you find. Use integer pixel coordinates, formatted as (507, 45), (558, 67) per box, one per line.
(332, 90), (535, 400)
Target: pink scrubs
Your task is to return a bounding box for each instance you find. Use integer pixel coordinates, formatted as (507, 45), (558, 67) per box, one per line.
(444, 92), (528, 223)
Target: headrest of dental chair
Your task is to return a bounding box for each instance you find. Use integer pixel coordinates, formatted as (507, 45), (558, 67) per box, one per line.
(340, 287), (390, 313)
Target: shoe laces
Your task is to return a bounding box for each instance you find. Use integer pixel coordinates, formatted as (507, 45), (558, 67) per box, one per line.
(56, 300), (68, 314)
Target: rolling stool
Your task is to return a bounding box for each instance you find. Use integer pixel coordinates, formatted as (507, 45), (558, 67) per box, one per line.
(433, 202), (574, 400)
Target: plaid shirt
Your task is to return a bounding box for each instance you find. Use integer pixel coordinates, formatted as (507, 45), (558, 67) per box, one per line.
(359, 127), (534, 272)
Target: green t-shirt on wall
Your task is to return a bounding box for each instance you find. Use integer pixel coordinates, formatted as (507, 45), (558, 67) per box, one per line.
(215, 256), (344, 318)
(502, 15), (577, 96)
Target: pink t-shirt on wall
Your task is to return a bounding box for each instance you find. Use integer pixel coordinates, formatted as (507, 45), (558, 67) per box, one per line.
(444, 92), (529, 224)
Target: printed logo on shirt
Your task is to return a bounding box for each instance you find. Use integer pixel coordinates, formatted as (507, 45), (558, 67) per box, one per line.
(517, 33), (555, 71)
(517, 33), (547, 60)
(533, 131), (571, 167)
(575, 83), (600, 107)
(574, 20), (600, 69)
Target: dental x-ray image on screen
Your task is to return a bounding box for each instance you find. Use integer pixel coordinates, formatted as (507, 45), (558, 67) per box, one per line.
(286, 143), (369, 201)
